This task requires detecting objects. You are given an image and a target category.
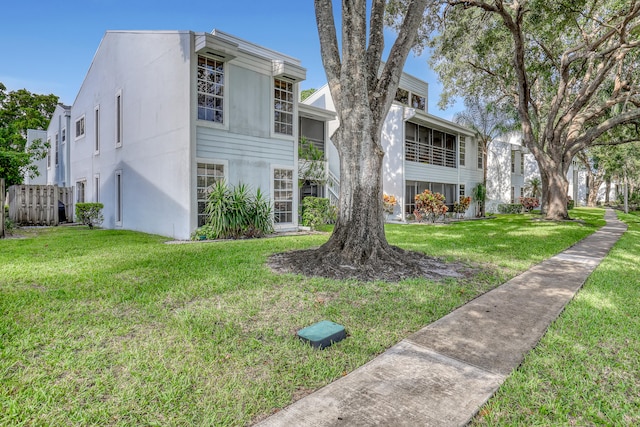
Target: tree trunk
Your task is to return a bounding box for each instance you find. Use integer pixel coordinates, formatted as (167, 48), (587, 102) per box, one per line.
(587, 175), (605, 207)
(544, 168), (570, 220)
(316, 114), (396, 265)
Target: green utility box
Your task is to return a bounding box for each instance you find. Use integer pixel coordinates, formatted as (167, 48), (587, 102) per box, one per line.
(297, 320), (346, 349)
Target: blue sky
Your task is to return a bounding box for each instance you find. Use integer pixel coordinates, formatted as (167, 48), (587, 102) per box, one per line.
(1, 0), (461, 119)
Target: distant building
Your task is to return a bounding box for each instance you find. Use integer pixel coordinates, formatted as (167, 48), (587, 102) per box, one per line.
(304, 73), (483, 220)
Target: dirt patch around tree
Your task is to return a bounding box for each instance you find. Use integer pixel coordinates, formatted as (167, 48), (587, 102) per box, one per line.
(268, 245), (476, 283)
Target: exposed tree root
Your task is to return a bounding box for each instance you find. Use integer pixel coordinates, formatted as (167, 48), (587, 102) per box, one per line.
(268, 245), (474, 283)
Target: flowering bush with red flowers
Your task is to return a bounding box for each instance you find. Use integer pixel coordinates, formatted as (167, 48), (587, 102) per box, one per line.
(519, 197), (540, 212)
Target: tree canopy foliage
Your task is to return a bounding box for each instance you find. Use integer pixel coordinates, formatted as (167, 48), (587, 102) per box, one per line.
(0, 83), (58, 185)
(428, 0), (640, 219)
(453, 95), (517, 215)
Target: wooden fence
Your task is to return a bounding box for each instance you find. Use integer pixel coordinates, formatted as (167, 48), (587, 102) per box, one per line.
(8, 185), (73, 226)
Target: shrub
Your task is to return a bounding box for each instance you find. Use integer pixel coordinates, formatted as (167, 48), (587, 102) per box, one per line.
(453, 196), (472, 214)
(4, 205), (15, 235)
(382, 193), (398, 215)
(200, 181), (273, 240)
(519, 197), (540, 212)
(567, 196), (575, 210)
(301, 197), (336, 230)
(498, 203), (523, 214)
(414, 189), (448, 223)
(75, 203), (104, 229)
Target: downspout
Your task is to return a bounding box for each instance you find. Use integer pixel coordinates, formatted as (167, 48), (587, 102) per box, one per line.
(57, 114), (62, 185)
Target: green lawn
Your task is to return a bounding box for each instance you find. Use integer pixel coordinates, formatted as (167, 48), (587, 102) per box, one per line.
(0, 209), (608, 426)
(473, 210), (640, 426)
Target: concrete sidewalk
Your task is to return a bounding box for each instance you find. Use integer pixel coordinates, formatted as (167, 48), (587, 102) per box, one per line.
(256, 209), (627, 427)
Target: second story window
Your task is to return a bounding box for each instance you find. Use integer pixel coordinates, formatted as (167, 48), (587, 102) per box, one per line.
(197, 56), (224, 123)
(395, 87), (427, 112)
(274, 79), (293, 135)
(511, 150), (516, 173)
(459, 136), (466, 166)
(75, 116), (85, 139)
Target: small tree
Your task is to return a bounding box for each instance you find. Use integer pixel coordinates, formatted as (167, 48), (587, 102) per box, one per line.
(75, 203), (104, 229)
(524, 177), (542, 198)
(471, 183), (486, 217)
(298, 136), (327, 188)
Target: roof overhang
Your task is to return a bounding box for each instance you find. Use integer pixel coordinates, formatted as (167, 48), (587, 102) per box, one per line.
(299, 103), (336, 122)
(272, 60), (306, 83)
(194, 33), (239, 61)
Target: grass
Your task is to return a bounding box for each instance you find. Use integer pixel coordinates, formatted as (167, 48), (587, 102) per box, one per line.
(473, 210), (640, 426)
(0, 209), (605, 426)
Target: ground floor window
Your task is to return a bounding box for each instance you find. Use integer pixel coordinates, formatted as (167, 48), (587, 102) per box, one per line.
(274, 168), (294, 224)
(76, 180), (86, 203)
(94, 174), (100, 202)
(511, 186), (515, 203)
(115, 170), (123, 225)
(406, 180), (457, 214)
(197, 162), (225, 227)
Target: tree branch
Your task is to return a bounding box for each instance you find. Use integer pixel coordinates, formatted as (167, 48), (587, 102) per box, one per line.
(314, 0), (342, 103)
(366, 0), (386, 96)
(374, 0), (429, 123)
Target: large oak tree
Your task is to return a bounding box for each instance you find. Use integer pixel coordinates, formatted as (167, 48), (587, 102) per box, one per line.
(312, 0), (431, 271)
(430, 0), (640, 220)
(276, 0), (432, 278)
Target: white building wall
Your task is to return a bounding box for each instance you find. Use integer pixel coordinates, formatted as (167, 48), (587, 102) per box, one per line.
(71, 31), (192, 239)
(304, 84), (482, 220)
(45, 104), (72, 186)
(381, 104), (405, 220)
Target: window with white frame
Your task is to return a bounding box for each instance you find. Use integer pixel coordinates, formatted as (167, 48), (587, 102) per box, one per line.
(76, 180), (86, 203)
(75, 116), (85, 139)
(273, 168), (294, 223)
(115, 91), (123, 147)
(394, 87), (427, 112)
(459, 137), (466, 166)
(274, 79), (294, 135)
(520, 187), (524, 198)
(54, 133), (59, 166)
(94, 105), (100, 154)
(197, 56), (224, 123)
(511, 150), (516, 173)
(511, 186), (515, 203)
(520, 153), (524, 175)
(61, 128), (66, 144)
(196, 162), (225, 227)
(405, 180), (457, 214)
(459, 184), (466, 199)
(477, 142), (484, 169)
(115, 170), (123, 225)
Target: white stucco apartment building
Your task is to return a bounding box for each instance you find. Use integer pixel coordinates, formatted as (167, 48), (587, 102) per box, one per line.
(304, 73), (484, 220)
(46, 29), (333, 239)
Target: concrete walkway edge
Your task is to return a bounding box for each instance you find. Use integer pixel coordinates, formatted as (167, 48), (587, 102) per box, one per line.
(256, 209), (627, 427)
